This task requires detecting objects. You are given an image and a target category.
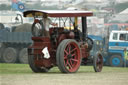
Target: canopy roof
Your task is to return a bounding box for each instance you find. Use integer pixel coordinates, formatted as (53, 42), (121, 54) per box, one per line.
(23, 10), (93, 17)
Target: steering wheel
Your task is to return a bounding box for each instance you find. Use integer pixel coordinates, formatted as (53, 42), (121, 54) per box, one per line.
(31, 19), (45, 37)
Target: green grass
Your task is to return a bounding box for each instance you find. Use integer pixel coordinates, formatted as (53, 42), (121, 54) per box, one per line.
(1, 64), (128, 85)
(0, 63), (61, 75)
(0, 63), (32, 74)
(0, 63), (128, 75)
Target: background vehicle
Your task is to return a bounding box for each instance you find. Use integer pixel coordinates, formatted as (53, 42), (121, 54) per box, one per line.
(104, 30), (128, 67)
(0, 12), (33, 64)
(0, 23), (32, 64)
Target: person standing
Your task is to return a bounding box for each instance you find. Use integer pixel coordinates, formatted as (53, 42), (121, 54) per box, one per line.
(43, 15), (57, 37)
(124, 48), (128, 67)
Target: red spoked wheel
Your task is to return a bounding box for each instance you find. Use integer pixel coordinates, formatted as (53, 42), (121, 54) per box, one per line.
(93, 52), (103, 72)
(56, 39), (81, 73)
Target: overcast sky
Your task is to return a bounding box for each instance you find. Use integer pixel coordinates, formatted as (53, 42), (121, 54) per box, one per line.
(0, 0), (127, 3)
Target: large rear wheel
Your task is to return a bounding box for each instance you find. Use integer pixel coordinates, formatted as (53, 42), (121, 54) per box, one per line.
(56, 39), (81, 73)
(28, 55), (50, 73)
(93, 52), (103, 72)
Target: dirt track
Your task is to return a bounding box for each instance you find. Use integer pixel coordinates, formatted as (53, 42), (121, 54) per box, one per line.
(1, 66), (128, 85)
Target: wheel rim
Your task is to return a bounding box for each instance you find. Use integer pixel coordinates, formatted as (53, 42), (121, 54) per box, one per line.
(64, 42), (81, 72)
(96, 54), (103, 72)
(4, 53), (14, 62)
(4, 51), (16, 63)
(112, 57), (120, 66)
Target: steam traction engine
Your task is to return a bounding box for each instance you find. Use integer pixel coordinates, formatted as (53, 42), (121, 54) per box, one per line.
(23, 10), (103, 73)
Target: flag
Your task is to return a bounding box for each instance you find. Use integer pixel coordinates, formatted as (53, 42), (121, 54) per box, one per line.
(17, 2), (25, 12)
(12, 0), (18, 3)
(11, 0), (25, 12)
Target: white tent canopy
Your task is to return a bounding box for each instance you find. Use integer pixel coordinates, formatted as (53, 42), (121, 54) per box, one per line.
(119, 8), (128, 14)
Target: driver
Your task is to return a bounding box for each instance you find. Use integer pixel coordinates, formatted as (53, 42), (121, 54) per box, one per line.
(43, 15), (57, 37)
(120, 34), (125, 40)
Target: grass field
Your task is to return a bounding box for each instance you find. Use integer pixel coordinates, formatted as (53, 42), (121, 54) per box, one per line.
(0, 63), (128, 85)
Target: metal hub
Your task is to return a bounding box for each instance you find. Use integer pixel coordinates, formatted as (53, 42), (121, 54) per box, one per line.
(67, 54), (73, 59)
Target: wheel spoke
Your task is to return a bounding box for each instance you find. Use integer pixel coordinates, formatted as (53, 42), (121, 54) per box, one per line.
(68, 44), (71, 53)
(72, 53), (76, 57)
(97, 58), (100, 64)
(67, 61), (73, 69)
(64, 59), (68, 66)
(64, 50), (69, 55)
(71, 59), (78, 62)
(69, 59), (73, 68)
(64, 50), (68, 60)
(71, 48), (77, 53)
(96, 61), (99, 64)
(64, 55), (67, 60)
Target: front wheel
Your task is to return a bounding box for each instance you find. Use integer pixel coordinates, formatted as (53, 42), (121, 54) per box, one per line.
(28, 55), (50, 73)
(56, 39), (81, 73)
(93, 52), (103, 72)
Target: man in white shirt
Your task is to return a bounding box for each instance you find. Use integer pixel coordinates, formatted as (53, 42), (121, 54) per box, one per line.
(43, 15), (57, 37)
(43, 17), (52, 31)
